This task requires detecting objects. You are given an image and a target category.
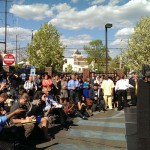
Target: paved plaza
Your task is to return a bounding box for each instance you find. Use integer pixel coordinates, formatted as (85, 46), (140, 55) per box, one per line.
(35, 108), (134, 150)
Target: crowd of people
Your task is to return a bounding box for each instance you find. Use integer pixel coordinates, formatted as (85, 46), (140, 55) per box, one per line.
(0, 71), (149, 149)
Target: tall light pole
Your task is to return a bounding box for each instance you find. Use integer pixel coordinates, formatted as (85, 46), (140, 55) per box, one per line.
(16, 35), (18, 63)
(105, 23), (112, 74)
(4, 0), (8, 54)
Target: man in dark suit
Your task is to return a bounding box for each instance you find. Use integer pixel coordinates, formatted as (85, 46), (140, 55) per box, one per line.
(129, 72), (138, 106)
(89, 83), (105, 112)
(89, 72), (95, 87)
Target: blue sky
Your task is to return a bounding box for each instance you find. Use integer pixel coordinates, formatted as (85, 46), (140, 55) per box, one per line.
(0, 0), (150, 58)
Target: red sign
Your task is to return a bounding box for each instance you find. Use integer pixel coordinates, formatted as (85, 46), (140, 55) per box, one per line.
(3, 54), (15, 66)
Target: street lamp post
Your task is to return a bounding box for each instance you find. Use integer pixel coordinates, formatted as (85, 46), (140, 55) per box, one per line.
(105, 23), (112, 74)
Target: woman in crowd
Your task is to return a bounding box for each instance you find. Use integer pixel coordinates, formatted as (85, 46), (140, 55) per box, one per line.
(83, 77), (90, 99)
(60, 76), (68, 105)
(42, 74), (53, 92)
(77, 95), (89, 120)
(113, 75), (120, 108)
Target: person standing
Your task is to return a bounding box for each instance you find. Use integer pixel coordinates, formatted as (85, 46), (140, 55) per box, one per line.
(101, 75), (114, 110)
(68, 74), (80, 104)
(115, 74), (133, 111)
(129, 72), (138, 106)
(83, 77), (90, 99)
(24, 76), (37, 101)
(42, 74), (53, 92)
(94, 76), (101, 86)
(34, 74), (42, 91)
(89, 73), (95, 87)
(60, 76), (68, 105)
(53, 75), (61, 101)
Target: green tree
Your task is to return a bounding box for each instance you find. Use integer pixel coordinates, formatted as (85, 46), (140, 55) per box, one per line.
(84, 40), (110, 72)
(27, 23), (66, 71)
(67, 64), (72, 73)
(109, 56), (120, 72)
(123, 17), (150, 72)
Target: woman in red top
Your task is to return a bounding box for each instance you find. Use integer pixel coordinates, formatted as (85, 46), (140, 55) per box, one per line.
(42, 74), (53, 91)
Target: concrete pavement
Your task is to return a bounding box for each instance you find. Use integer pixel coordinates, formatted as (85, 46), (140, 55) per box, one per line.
(36, 109), (128, 150)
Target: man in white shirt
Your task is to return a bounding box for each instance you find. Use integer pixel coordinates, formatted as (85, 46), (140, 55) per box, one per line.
(24, 76), (37, 101)
(115, 74), (133, 111)
(101, 75), (114, 110)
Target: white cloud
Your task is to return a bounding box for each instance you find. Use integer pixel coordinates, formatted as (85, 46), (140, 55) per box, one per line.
(110, 38), (128, 47)
(61, 34), (92, 47)
(9, 4), (53, 20)
(115, 28), (134, 38)
(110, 27), (134, 47)
(0, 26), (32, 41)
(71, 0), (79, 4)
(9, 1), (150, 30)
(17, 0), (25, 5)
(91, 0), (105, 5)
(108, 0), (121, 6)
(0, 42), (16, 53)
(49, 0), (150, 30)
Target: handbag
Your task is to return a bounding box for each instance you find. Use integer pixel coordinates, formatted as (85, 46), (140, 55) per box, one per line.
(86, 98), (93, 106)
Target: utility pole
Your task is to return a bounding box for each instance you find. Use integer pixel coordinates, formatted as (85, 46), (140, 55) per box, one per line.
(18, 44), (20, 62)
(119, 39), (123, 69)
(16, 34), (17, 63)
(0, 0), (12, 53)
(4, 0), (7, 54)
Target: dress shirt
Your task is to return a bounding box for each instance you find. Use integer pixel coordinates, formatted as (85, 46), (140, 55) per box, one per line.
(0, 115), (7, 132)
(115, 79), (134, 91)
(24, 81), (37, 91)
(45, 95), (62, 111)
(68, 79), (79, 90)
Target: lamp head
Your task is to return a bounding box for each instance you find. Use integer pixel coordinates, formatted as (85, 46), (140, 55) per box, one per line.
(105, 23), (113, 28)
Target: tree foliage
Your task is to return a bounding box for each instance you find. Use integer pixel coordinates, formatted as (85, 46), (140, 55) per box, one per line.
(27, 23), (66, 71)
(109, 56), (120, 72)
(67, 64), (72, 73)
(123, 17), (150, 72)
(84, 40), (111, 72)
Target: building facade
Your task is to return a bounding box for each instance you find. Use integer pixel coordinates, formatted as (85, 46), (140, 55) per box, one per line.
(63, 50), (89, 73)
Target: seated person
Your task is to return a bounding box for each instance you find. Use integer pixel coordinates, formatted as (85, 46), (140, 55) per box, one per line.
(0, 93), (8, 115)
(0, 82), (7, 94)
(77, 96), (89, 120)
(42, 88), (69, 130)
(10, 93), (52, 141)
(0, 108), (25, 141)
(89, 83), (106, 112)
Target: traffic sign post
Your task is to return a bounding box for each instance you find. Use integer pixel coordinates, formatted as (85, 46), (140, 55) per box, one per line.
(30, 66), (36, 76)
(3, 54), (15, 66)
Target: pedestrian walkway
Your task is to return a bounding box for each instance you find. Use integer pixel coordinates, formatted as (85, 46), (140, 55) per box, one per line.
(36, 110), (127, 150)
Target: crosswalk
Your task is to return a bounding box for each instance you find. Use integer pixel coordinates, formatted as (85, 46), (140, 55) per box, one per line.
(36, 110), (127, 150)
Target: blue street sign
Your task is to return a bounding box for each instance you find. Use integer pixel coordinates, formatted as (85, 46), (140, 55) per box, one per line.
(30, 66), (36, 76)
